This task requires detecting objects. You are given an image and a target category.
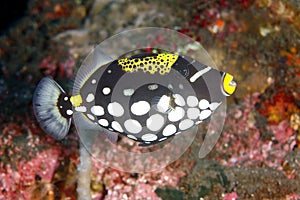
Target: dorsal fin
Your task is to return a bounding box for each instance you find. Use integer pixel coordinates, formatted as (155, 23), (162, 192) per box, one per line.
(72, 46), (114, 95)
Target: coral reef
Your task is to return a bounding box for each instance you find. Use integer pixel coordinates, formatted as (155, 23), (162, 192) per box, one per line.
(0, 0), (299, 199)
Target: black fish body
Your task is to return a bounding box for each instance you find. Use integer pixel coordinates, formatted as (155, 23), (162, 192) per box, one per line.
(33, 53), (236, 146)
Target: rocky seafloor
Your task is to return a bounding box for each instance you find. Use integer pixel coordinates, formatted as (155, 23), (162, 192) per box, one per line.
(0, 0), (299, 199)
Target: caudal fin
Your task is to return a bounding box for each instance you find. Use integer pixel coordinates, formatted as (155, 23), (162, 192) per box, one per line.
(32, 77), (71, 140)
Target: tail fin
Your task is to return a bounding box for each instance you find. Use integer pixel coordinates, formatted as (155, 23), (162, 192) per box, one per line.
(32, 77), (71, 140)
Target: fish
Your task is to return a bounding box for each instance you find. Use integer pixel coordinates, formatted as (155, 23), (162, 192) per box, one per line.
(32, 52), (237, 146)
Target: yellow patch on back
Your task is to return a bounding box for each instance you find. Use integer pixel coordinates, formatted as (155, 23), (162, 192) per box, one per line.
(118, 53), (178, 75)
(70, 94), (82, 107)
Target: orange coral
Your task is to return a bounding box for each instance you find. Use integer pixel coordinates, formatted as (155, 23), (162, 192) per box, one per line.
(258, 91), (300, 124)
(280, 47), (300, 67)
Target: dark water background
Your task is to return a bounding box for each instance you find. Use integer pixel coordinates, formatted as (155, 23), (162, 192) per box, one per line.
(0, 1), (29, 34)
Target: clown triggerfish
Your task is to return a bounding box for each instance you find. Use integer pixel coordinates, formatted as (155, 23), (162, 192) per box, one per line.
(33, 52), (236, 146)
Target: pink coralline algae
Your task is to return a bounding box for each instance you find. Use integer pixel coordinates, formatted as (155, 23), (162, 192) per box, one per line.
(39, 55), (75, 79)
(215, 93), (298, 176)
(90, 158), (192, 200)
(0, 120), (64, 200)
(20, 148), (60, 185)
(268, 120), (295, 152)
(287, 194), (300, 200)
(0, 148), (61, 199)
(222, 192), (238, 200)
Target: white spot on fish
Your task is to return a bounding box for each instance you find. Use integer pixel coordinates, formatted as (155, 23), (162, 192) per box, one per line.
(141, 133), (157, 142)
(91, 79), (96, 84)
(66, 109), (73, 116)
(187, 96), (198, 107)
(123, 88), (135, 96)
(209, 102), (221, 110)
(91, 105), (104, 116)
(190, 67), (211, 82)
(156, 95), (171, 113)
(102, 87), (111, 95)
(187, 107), (200, 120)
(198, 99), (210, 110)
(75, 106), (87, 112)
(199, 110), (212, 120)
(86, 93), (94, 102)
(124, 119), (142, 134)
(146, 114), (165, 131)
(175, 131), (182, 135)
(168, 107), (185, 122)
(173, 94), (185, 106)
(148, 84), (158, 90)
(98, 119), (109, 127)
(87, 113), (95, 121)
(159, 137), (168, 142)
(195, 120), (203, 125)
(131, 101), (150, 116)
(162, 124), (177, 136)
(111, 121), (123, 132)
(64, 96), (68, 101)
(127, 134), (137, 140)
(179, 119), (194, 130)
(179, 84), (184, 89)
(108, 102), (124, 117)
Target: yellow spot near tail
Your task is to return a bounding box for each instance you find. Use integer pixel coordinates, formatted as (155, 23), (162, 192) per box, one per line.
(70, 94), (82, 107)
(118, 53), (179, 75)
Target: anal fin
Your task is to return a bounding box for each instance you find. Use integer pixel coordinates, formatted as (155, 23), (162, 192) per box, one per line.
(103, 129), (119, 144)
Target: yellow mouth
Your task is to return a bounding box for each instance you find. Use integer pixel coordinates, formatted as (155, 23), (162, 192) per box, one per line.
(223, 73), (236, 96)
